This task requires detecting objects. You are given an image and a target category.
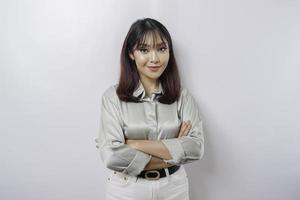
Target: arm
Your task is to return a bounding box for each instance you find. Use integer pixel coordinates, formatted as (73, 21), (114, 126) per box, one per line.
(144, 155), (174, 170)
(126, 139), (172, 160)
(160, 88), (205, 165)
(96, 92), (151, 176)
(125, 121), (192, 163)
(124, 89), (204, 167)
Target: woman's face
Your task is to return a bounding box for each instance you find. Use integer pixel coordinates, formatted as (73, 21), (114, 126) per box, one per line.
(129, 33), (170, 83)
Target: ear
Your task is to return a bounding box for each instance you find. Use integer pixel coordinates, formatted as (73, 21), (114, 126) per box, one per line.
(129, 52), (135, 60)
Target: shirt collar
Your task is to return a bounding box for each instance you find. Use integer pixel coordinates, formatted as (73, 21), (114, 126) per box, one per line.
(133, 80), (164, 99)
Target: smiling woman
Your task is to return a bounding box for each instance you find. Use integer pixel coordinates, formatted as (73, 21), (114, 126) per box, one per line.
(128, 32), (170, 96)
(95, 18), (204, 200)
(117, 18), (182, 104)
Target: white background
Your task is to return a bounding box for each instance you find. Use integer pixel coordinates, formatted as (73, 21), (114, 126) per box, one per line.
(1, 0), (299, 199)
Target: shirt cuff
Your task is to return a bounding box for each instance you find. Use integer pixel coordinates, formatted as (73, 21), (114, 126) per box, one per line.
(123, 151), (152, 176)
(161, 138), (185, 165)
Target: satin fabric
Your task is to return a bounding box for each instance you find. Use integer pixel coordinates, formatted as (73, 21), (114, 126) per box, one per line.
(96, 80), (204, 176)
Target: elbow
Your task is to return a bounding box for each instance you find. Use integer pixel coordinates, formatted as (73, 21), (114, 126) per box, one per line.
(186, 131), (204, 161)
(195, 140), (204, 161)
(100, 149), (125, 173)
(194, 135), (204, 160)
(105, 156), (115, 170)
(198, 146), (204, 160)
(186, 141), (204, 163)
(104, 155), (125, 173)
(177, 136), (204, 164)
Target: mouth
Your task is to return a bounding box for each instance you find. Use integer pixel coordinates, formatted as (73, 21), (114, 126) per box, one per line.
(147, 66), (161, 72)
(147, 65), (161, 68)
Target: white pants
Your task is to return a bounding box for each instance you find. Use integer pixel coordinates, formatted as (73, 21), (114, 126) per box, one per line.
(105, 166), (189, 200)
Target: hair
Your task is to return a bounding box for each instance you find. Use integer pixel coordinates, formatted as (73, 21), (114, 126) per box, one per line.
(116, 18), (181, 104)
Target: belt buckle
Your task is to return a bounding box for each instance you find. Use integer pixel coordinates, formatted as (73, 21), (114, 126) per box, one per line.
(145, 170), (160, 180)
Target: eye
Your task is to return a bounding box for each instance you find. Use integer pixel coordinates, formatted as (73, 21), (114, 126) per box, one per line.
(139, 48), (149, 53)
(159, 47), (168, 52)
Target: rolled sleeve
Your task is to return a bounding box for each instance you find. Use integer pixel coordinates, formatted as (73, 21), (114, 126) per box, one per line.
(161, 88), (205, 165)
(125, 151), (152, 175)
(161, 139), (185, 164)
(96, 93), (151, 176)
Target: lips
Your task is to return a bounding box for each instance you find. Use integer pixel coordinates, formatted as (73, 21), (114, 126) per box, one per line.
(147, 65), (161, 72)
(148, 66), (161, 68)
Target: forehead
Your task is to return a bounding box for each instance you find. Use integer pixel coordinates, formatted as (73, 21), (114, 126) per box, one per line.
(136, 31), (168, 47)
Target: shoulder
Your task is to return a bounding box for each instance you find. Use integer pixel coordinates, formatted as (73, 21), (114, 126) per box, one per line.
(180, 86), (188, 96)
(178, 85), (198, 107)
(177, 86), (189, 110)
(179, 85), (191, 100)
(101, 83), (119, 103)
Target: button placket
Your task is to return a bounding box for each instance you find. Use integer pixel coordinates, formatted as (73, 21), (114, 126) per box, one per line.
(151, 101), (158, 139)
(154, 101), (158, 137)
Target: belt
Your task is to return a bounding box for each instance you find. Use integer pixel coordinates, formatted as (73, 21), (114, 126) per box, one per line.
(137, 165), (180, 180)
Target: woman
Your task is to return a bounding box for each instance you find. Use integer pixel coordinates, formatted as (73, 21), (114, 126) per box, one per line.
(95, 18), (204, 200)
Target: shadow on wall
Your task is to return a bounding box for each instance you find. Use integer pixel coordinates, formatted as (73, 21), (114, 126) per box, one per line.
(186, 108), (237, 200)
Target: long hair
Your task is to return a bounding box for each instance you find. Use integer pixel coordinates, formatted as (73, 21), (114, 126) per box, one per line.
(116, 18), (181, 104)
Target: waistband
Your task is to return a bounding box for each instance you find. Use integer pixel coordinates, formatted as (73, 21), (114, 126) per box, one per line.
(137, 165), (180, 180)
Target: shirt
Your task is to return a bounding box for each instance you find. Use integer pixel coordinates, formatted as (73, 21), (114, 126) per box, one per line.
(95, 80), (204, 176)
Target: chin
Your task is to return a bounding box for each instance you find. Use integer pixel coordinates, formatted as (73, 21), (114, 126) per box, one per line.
(147, 74), (162, 79)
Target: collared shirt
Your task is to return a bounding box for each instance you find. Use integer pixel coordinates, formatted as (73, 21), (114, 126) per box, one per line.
(95, 80), (204, 176)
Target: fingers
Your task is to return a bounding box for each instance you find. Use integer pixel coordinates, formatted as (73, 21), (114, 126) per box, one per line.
(178, 120), (192, 138)
(179, 122), (188, 137)
(183, 121), (192, 136)
(178, 122), (185, 137)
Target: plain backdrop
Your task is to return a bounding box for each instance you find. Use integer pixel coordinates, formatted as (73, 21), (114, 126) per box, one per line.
(1, 0), (299, 199)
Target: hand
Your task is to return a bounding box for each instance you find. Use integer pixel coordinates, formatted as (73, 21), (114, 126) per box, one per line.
(177, 120), (192, 138)
(144, 155), (175, 170)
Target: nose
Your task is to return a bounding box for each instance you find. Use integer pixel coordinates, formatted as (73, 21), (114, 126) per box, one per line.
(150, 50), (160, 63)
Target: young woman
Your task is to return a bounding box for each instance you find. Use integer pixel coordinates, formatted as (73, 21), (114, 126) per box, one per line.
(95, 18), (204, 200)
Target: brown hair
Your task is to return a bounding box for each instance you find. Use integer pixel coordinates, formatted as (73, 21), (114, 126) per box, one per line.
(116, 18), (181, 104)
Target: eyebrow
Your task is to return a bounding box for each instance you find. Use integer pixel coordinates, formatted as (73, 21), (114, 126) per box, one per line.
(138, 42), (168, 48)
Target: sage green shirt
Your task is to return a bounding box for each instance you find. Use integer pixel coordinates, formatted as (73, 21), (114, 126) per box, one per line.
(95, 80), (204, 176)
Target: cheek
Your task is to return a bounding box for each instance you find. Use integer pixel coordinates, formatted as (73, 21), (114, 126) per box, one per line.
(161, 54), (170, 63)
(135, 57), (148, 66)
(135, 60), (148, 72)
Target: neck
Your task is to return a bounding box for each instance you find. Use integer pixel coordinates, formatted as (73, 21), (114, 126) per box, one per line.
(139, 77), (159, 97)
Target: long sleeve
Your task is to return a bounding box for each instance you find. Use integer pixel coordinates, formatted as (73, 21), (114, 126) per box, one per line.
(95, 92), (151, 176)
(161, 88), (204, 165)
